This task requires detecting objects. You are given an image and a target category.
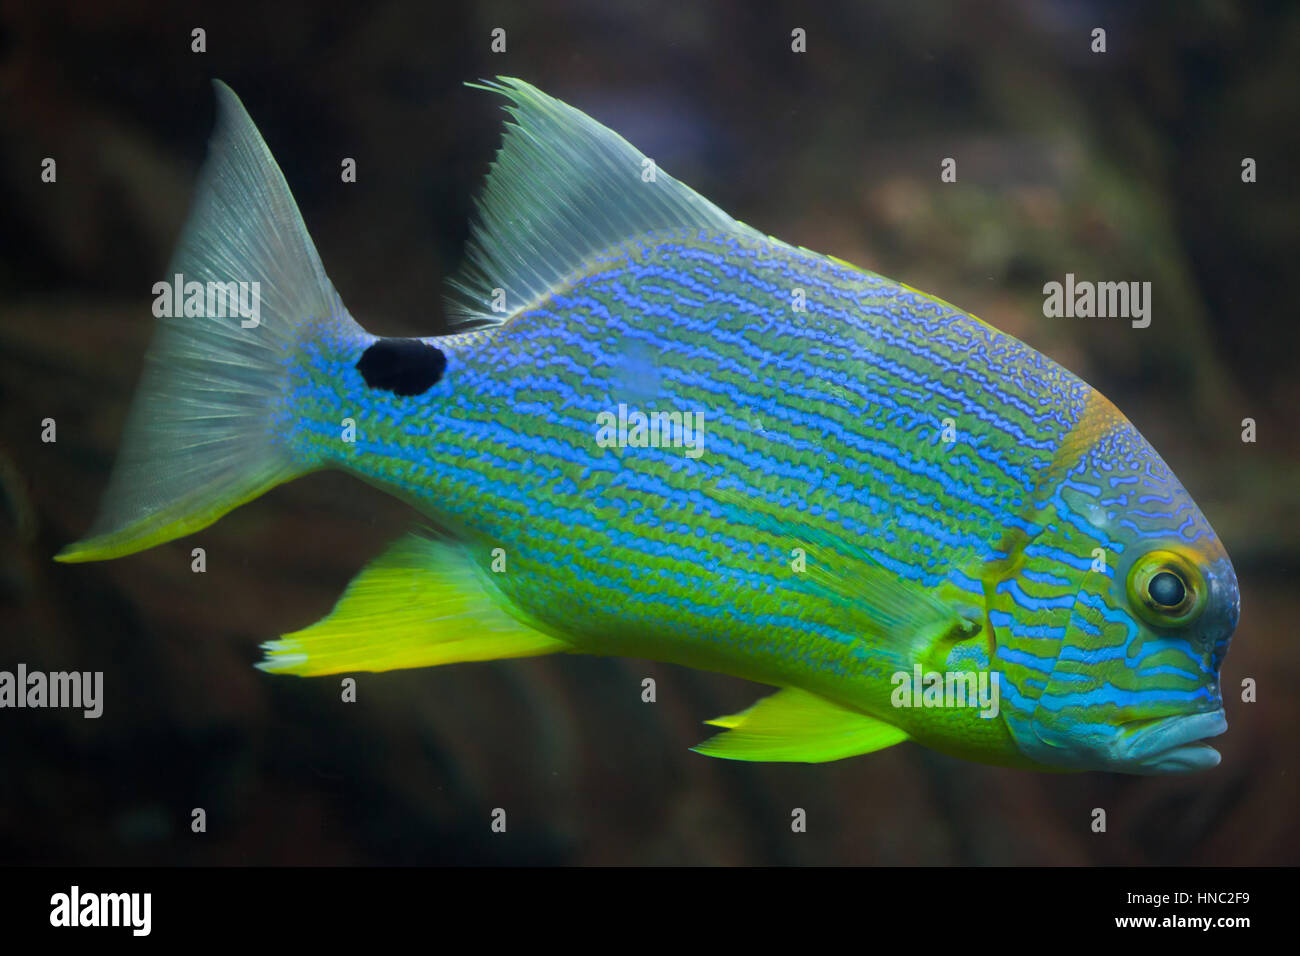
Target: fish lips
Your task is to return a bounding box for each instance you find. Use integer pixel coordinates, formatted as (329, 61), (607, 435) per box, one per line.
(1118, 710), (1229, 774)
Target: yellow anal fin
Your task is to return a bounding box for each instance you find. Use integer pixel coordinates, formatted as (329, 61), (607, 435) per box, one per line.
(257, 532), (568, 676)
(693, 687), (909, 763)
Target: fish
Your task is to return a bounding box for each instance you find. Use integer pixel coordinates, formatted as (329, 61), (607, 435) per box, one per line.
(57, 78), (1240, 774)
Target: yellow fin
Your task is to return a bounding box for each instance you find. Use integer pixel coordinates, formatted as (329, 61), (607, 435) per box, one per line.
(257, 533), (568, 676)
(692, 687), (909, 763)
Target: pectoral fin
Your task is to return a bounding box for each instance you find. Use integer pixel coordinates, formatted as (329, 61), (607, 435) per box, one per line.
(257, 532), (568, 676)
(708, 483), (979, 667)
(693, 687), (909, 763)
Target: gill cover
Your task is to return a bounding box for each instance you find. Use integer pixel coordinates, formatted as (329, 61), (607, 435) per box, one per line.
(993, 395), (1238, 774)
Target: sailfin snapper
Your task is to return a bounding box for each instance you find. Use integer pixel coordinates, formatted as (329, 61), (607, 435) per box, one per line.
(59, 79), (1240, 773)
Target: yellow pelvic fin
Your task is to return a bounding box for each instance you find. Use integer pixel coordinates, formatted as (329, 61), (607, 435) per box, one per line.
(692, 687), (909, 763)
(257, 533), (568, 676)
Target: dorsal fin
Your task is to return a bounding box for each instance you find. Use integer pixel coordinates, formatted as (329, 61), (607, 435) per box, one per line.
(445, 77), (764, 328)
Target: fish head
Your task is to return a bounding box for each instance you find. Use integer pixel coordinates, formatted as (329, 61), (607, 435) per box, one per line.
(995, 396), (1239, 774)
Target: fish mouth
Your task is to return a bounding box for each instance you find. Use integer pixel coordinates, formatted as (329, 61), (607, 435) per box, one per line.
(1120, 710), (1228, 774)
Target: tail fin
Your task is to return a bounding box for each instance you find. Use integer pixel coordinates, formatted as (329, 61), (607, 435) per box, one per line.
(57, 81), (354, 563)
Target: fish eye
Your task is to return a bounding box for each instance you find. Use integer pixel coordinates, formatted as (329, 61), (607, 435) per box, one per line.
(1126, 549), (1205, 627)
(1148, 571), (1185, 608)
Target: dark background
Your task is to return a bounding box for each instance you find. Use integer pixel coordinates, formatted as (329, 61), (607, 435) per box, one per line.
(1, 0), (1296, 864)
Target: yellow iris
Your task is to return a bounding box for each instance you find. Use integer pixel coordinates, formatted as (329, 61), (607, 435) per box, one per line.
(1126, 548), (1207, 628)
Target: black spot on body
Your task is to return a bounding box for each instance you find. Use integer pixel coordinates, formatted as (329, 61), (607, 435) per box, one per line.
(357, 338), (446, 396)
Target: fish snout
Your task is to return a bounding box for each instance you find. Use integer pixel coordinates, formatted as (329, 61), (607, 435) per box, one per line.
(1119, 710), (1228, 774)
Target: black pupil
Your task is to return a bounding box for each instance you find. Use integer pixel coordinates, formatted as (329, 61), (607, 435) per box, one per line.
(1149, 571), (1186, 608)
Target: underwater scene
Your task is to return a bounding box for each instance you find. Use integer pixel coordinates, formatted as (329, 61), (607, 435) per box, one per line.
(1, 0), (1297, 890)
